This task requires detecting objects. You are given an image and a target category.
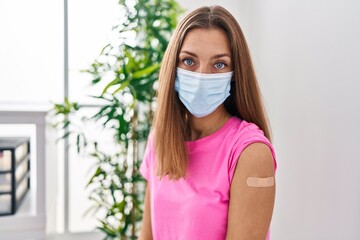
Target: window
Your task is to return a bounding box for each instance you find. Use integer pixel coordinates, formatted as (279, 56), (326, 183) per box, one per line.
(1, 0), (122, 234)
(0, 0), (63, 106)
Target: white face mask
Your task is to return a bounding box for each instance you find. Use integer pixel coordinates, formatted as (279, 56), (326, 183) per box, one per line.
(175, 67), (233, 118)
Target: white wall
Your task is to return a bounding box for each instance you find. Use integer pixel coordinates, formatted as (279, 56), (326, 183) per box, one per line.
(178, 1), (360, 239)
(242, 1), (360, 239)
(176, 0), (249, 29)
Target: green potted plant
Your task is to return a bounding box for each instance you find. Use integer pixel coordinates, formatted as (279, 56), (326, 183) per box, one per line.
(51, 0), (184, 239)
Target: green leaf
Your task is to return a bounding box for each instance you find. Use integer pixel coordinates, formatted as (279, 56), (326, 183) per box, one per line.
(101, 78), (121, 95)
(91, 77), (101, 85)
(97, 222), (117, 237)
(100, 43), (111, 55)
(87, 167), (104, 187)
(76, 134), (80, 154)
(112, 80), (130, 95)
(132, 63), (160, 79)
(91, 105), (111, 120)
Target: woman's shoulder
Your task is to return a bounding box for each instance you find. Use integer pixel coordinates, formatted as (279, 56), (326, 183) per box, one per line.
(228, 117), (277, 173)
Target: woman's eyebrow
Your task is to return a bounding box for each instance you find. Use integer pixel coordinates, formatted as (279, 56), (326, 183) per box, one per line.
(211, 53), (231, 59)
(180, 50), (198, 58)
(180, 50), (231, 59)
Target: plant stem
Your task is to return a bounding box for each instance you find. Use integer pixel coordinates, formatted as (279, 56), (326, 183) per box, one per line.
(131, 102), (138, 238)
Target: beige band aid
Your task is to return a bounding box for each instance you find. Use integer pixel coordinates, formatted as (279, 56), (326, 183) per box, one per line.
(247, 176), (274, 187)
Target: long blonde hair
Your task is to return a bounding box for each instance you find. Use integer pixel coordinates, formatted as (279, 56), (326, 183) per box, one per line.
(154, 5), (271, 180)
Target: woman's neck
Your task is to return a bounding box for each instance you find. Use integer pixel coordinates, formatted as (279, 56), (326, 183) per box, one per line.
(188, 106), (231, 141)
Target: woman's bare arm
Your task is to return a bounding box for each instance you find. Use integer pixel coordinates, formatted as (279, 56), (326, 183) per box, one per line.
(139, 183), (153, 240)
(226, 143), (276, 240)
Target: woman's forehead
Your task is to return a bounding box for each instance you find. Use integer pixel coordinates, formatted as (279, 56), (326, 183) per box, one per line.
(179, 28), (231, 56)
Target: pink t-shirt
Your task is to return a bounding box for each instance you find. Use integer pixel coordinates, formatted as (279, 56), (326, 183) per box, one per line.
(140, 116), (277, 240)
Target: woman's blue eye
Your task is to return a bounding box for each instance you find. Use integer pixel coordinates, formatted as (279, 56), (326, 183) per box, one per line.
(183, 59), (194, 66)
(215, 62), (226, 69)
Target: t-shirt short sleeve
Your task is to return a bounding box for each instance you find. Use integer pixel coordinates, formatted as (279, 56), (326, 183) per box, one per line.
(139, 131), (154, 181)
(228, 122), (278, 184)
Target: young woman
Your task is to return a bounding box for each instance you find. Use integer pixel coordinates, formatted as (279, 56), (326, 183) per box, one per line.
(139, 5), (277, 240)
